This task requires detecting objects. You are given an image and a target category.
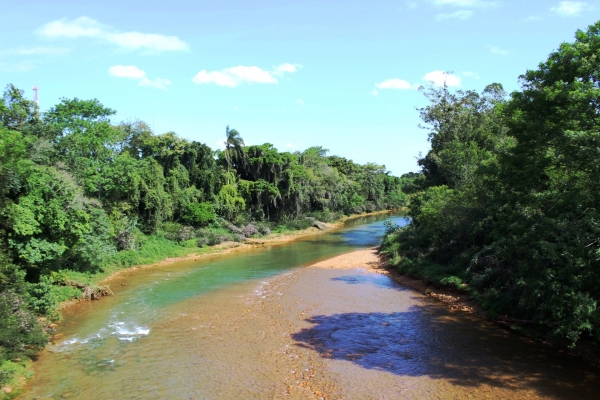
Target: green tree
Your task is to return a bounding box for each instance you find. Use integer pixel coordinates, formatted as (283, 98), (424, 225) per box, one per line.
(224, 126), (245, 184)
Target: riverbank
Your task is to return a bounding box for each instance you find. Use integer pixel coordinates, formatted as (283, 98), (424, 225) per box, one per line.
(17, 226), (600, 398)
(334, 248), (600, 370)
(310, 247), (479, 315)
(97, 210), (393, 286)
(2, 211), (395, 399)
(307, 248), (600, 398)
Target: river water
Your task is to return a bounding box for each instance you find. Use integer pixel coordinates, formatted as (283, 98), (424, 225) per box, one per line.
(22, 214), (600, 399)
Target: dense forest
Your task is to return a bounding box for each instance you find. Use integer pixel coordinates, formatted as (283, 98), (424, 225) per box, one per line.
(0, 87), (405, 383)
(382, 21), (600, 347)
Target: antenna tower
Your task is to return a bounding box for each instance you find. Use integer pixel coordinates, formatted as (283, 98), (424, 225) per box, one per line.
(32, 86), (38, 105)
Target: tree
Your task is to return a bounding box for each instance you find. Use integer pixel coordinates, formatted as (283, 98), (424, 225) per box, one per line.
(224, 126), (245, 184)
(0, 84), (39, 134)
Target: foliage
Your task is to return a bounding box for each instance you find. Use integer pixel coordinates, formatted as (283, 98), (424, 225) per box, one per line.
(381, 21), (600, 346)
(0, 78), (403, 379)
(182, 202), (216, 226)
(0, 290), (47, 363)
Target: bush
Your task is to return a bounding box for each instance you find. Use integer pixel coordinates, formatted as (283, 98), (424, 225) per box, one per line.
(177, 226), (196, 242)
(182, 202), (217, 227)
(306, 211), (342, 223)
(206, 233), (232, 246)
(115, 230), (135, 251)
(0, 291), (48, 363)
(258, 225), (271, 236)
(160, 222), (183, 241)
(159, 224), (196, 243)
(27, 275), (80, 320)
(242, 223), (259, 237)
(223, 221), (243, 235)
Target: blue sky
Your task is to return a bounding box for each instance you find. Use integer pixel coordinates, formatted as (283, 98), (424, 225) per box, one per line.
(1, 1), (598, 175)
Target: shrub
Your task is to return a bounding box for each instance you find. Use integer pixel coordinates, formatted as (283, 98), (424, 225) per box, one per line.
(115, 230), (135, 251)
(27, 276), (80, 320)
(0, 291), (48, 363)
(224, 221), (243, 235)
(177, 226), (196, 242)
(242, 224), (259, 237)
(160, 222), (183, 241)
(206, 233), (231, 246)
(182, 202), (217, 227)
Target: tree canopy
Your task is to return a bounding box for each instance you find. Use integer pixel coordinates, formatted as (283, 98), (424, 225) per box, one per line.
(382, 20), (600, 346)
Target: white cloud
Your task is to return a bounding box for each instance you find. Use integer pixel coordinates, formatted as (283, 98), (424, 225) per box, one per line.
(375, 79), (414, 90)
(16, 46), (70, 56)
(462, 71), (480, 79)
(523, 15), (542, 22)
(296, 99), (305, 106)
(139, 77), (172, 89)
(0, 46), (70, 57)
(550, 1), (588, 16)
(436, 10), (474, 20)
(192, 64), (299, 87)
(488, 45), (509, 56)
(37, 16), (188, 53)
(274, 63), (301, 75)
(430, 0), (497, 6)
(108, 65), (171, 89)
(373, 71), (462, 94)
(109, 65), (146, 79)
(105, 32), (188, 52)
(37, 16), (104, 38)
(423, 71), (461, 87)
(406, 2), (418, 9)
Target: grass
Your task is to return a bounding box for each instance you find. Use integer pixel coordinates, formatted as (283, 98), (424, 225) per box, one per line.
(0, 360), (33, 399)
(64, 235), (215, 286)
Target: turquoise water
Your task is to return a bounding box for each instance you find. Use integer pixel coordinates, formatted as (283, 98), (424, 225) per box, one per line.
(23, 214), (408, 395)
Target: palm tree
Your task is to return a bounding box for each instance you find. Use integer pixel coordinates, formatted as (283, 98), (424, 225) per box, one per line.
(224, 125), (245, 184)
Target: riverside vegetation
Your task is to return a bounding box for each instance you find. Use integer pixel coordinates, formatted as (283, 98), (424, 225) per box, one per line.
(381, 21), (600, 351)
(0, 89), (406, 388)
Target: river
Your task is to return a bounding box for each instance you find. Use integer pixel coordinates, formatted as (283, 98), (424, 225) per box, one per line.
(21, 214), (600, 399)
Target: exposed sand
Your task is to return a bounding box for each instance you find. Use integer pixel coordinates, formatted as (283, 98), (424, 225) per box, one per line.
(309, 246), (384, 271)
(309, 247), (478, 315)
(98, 211), (392, 285)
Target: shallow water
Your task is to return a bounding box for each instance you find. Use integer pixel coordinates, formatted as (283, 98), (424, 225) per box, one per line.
(21, 214), (600, 399)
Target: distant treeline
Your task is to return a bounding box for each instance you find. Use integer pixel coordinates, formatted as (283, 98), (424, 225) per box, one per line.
(382, 21), (600, 347)
(0, 84), (405, 383)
